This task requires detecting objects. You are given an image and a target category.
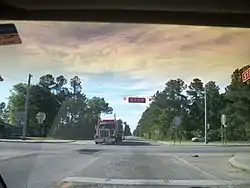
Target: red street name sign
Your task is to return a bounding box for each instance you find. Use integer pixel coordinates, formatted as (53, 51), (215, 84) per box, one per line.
(128, 97), (146, 103)
(242, 68), (250, 82)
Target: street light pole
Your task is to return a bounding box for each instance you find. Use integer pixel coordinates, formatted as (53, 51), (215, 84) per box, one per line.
(204, 83), (208, 144)
(22, 74), (33, 140)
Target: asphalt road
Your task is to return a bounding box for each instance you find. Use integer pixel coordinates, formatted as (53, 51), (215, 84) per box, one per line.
(0, 137), (250, 188)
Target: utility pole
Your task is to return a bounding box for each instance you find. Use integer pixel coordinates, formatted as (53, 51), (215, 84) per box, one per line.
(114, 113), (117, 132)
(22, 74), (33, 140)
(204, 83), (208, 144)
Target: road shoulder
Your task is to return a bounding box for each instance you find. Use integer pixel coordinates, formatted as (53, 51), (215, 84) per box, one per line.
(0, 139), (75, 143)
(158, 140), (250, 147)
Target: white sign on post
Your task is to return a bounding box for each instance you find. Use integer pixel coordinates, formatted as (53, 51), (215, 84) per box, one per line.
(36, 112), (46, 124)
(15, 111), (25, 127)
(173, 116), (182, 127)
(221, 114), (226, 127)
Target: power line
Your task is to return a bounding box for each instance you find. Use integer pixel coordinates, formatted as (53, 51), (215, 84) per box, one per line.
(0, 74), (27, 83)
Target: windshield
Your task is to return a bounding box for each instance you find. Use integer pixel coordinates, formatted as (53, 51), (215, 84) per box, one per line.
(0, 21), (250, 188)
(99, 123), (113, 129)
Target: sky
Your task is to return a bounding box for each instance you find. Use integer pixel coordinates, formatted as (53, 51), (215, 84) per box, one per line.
(0, 21), (250, 131)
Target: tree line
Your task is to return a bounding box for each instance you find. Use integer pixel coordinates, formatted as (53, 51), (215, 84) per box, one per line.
(134, 64), (250, 141)
(0, 74), (132, 139)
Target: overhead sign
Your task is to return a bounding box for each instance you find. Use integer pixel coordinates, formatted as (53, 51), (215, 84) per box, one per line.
(221, 114), (226, 126)
(36, 112), (46, 124)
(242, 68), (250, 82)
(0, 24), (22, 46)
(124, 96), (152, 102)
(172, 116), (182, 127)
(128, 97), (146, 103)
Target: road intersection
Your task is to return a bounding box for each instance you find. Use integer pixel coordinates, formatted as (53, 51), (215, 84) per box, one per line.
(0, 137), (249, 188)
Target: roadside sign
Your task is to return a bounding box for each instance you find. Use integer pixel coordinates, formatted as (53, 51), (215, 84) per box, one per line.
(221, 114), (226, 126)
(15, 111), (25, 126)
(128, 97), (146, 103)
(36, 112), (46, 124)
(242, 68), (250, 82)
(172, 116), (182, 127)
(0, 24), (22, 46)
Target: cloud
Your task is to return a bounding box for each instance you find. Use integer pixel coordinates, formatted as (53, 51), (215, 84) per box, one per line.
(1, 21), (250, 86)
(1, 21), (250, 128)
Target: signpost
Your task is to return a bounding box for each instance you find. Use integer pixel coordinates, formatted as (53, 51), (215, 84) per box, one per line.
(242, 68), (250, 82)
(221, 114), (226, 126)
(36, 112), (46, 124)
(155, 129), (159, 135)
(172, 116), (182, 127)
(36, 112), (46, 136)
(172, 116), (182, 144)
(15, 111), (25, 127)
(128, 97), (146, 103)
(221, 114), (227, 145)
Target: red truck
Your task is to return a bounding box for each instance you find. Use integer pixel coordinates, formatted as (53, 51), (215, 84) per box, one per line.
(94, 118), (123, 144)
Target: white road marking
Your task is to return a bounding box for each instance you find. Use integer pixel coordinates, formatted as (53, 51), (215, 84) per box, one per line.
(61, 177), (250, 186)
(173, 155), (219, 180)
(0, 152), (39, 161)
(57, 156), (101, 184)
(79, 156), (100, 169)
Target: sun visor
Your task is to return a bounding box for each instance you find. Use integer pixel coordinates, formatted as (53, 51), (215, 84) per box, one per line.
(0, 23), (22, 46)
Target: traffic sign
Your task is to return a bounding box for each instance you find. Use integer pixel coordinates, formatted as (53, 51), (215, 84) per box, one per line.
(15, 111), (25, 127)
(36, 112), (46, 124)
(0, 24), (22, 46)
(128, 97), (146, 103)
(221, 114), (226, 126)
(172, 116), (182, 127)
(242, 68), (250, 82)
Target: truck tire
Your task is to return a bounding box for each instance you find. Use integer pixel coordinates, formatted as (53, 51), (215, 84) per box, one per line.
(95, 142), (98, 144)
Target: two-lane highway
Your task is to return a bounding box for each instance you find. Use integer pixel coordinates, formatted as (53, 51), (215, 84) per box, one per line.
(0, 137), (250, 188)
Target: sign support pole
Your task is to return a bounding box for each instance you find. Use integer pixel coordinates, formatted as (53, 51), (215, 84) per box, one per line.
(221, 123), (224, 145)
(224, 126), (227, 145)
(204, 84), (208, 144)
(221, 114), (227, 145)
